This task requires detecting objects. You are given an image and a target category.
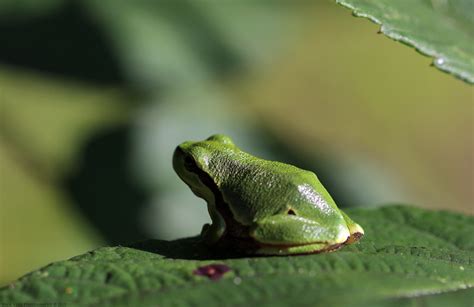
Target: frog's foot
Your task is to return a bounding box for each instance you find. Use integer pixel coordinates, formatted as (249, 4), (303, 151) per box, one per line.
(345, 222), (364, 244)
(345, 231), (364, 245)
(200, 223), (224, 245)
(340, 211), (364, 244)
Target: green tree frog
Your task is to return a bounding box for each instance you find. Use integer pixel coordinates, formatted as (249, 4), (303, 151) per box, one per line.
(173, 134), (364, 255)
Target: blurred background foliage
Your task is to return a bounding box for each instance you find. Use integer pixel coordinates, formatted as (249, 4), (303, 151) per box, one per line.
(0, 0), (472, 286)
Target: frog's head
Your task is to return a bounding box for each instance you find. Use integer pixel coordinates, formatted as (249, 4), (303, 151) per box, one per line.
(172, 134), (234, 198)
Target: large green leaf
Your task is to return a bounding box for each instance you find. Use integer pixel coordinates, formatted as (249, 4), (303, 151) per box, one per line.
(1, 205), (473, 306)
(336, 0), (474, 84)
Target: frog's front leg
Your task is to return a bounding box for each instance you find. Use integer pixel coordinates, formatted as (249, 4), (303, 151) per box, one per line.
(201, 202), (226, 244)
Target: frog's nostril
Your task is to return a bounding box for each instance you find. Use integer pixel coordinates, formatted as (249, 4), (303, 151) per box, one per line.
(287, 209), (296, 216)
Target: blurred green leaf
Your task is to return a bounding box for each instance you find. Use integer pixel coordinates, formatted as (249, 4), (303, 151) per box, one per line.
(0, 67), (130, 285)
(0, 1), (124, 84)
(0, 0), (63, 20)
(0, 67), (129, 178)
(336, 0), (474, 83)
(64, 124), (150, 245)
(85, 0), (310, 91)
(1, 205), (473, 306)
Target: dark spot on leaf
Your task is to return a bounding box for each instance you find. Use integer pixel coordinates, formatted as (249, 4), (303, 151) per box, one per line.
(193, 264), (230, 280)
(287, 209), (296, 215)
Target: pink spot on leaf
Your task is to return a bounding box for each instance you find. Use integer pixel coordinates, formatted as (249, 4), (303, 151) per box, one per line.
(193, 264), (231, 280)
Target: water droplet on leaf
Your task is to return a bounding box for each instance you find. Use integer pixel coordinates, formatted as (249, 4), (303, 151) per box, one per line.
(233, 277), (242, 285)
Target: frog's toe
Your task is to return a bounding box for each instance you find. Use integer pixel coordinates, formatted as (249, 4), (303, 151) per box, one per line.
(200, 223), (225, 245)
(345, 223), (364, 244)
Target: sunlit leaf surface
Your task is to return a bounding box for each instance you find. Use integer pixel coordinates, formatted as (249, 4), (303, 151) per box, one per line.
(1, 206), (473, 306)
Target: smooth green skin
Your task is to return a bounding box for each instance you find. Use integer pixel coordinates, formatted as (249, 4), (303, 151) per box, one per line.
(173, 134), (364, 255)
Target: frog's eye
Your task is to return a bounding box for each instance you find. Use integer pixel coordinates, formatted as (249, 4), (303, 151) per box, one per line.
(207, 134), (234, 145)
(184, 156), (196, 171)
(287, 209), (296, 216)
(184, 156), (196, 169)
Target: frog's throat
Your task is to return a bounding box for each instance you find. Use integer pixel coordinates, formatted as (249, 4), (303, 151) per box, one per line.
(193, 167), (252, 242)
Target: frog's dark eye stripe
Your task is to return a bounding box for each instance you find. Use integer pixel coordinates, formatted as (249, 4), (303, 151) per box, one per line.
(184, 155), (197, 171)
